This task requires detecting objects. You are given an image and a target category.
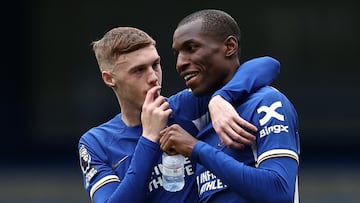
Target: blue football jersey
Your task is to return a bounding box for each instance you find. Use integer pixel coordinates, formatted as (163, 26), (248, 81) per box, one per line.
(79, 89), (207, 203)
(194, 86), (300, 203)
(78, 56), (281, 202)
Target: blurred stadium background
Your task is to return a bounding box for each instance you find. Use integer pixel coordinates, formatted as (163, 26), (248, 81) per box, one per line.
(1, 0), (359, 202)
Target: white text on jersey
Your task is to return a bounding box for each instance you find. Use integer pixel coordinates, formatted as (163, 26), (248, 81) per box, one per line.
(259, 124), (289, 138)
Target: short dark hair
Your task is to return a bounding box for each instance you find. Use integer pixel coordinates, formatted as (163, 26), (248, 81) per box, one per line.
(177, 9), (241, 43)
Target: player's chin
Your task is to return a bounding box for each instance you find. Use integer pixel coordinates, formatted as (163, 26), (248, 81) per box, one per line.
(190, 87), (207, 97)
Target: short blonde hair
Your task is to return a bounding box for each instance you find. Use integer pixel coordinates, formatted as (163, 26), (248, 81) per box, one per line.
(92, 27), (156, 72)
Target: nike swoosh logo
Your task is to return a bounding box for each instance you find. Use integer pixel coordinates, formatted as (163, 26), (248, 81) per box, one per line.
(112, 155), (129, 169)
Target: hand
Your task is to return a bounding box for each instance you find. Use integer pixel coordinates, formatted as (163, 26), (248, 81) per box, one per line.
(141, 86), (172, 142)
(159, 124), (198, 157)
(209, 95), (257, 149)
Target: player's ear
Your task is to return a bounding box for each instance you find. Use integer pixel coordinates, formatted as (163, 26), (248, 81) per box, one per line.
(224, 36), (238, 57)
(102, 70), (116, 87)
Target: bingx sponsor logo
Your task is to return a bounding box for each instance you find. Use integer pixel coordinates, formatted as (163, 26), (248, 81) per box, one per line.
(257, 101), (284, 126)
(257, 101), (288, 138)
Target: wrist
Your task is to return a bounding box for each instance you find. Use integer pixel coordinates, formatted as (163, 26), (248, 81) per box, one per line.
(209, 95), (223, 108)
(142, 132), (159, 143)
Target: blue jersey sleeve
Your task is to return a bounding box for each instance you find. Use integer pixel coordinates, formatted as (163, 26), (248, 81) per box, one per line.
(192, 86), (300, 202)
(192, 142), (298, 202)
(80, 136), (161, 203)
(213, 56), (280, 105)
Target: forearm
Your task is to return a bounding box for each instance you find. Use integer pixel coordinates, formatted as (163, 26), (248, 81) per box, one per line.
(213, 56), (280, 104)
(95, 136), (161, 203)
(192, 141), (297, 203)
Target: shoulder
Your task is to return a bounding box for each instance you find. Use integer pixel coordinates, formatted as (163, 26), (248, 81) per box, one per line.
(254, 86), (285, 98)
(79, 114), (123, 146)
(167, 88), (194, 103)
(248, 86), (299, 123)
(248, 86), (293, 106)
(167, 88), (210, 111)
(239, 86), (297, 116)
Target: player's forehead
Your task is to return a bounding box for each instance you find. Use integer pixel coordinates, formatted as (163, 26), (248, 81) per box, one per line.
(116, 45), (160, 70)
(172, 20), (204, 47)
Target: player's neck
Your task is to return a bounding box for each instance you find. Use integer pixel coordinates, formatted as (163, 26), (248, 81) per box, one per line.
(117, 96), (142, 126)
(121, 109), (141, 126)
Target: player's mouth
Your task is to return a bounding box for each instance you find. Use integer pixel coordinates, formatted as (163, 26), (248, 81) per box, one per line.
(183, 72), (198, 81)
(183, 72), (199, 87)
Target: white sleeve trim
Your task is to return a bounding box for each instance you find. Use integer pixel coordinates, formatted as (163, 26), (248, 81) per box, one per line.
(256, 149), (299, 167)
(90, 175), (120, 200)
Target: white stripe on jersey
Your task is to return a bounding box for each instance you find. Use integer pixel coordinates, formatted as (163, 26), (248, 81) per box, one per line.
(294, 176), (299, 203)
(256, 149), (299, 167)
(192, 112), (210, 131)
(90, 175), (120, 200)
